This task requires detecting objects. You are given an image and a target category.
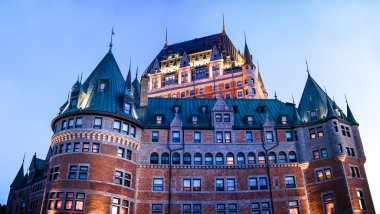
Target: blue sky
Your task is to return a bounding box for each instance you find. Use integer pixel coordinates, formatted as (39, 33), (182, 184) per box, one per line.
(0, 0), (379, 208)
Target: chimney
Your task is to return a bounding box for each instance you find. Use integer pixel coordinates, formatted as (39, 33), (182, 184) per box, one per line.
(139, 74), (149, 107)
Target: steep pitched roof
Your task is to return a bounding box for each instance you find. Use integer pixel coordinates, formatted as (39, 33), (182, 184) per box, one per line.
(346, 102), (358, 125)
(243, 38), (253, 65)
(298, 74), (342, 122)
(10, 162), (25, 188)
(60, 50), (137, 120)
(140, 98), (298, 128)
(144, 33), (243, 74)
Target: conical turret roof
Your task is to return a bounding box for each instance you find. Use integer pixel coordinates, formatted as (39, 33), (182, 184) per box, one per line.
(346, 102), (358, 125)
(10, 161), (25, 188)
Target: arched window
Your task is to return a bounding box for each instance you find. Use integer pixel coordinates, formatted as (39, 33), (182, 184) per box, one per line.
(278, 152), (287, 163)
(216, 153), (224, 165)
(226, 153), (234, 165)
(172, 152), (180, 164)
(268, 152), (276, 164)
(183, 153), (191, 165)
(194, 153), (202, 165)
(248, 152), (256, 164)
(258, 152), (266, 164)
(289, 151), (297, 162)
(205, 153), (213, 165)
(161, 153), (169, 164)
(150, 153), (159, 164)
(237, 153), (245, 164)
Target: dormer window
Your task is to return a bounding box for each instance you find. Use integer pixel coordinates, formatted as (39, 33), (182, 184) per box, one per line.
(223, 114), (230, 122)
(191, 115), (199, 124)
(266, 131), (274, 142)
(71, 99), (78, 108)
(173, 105), (181, 113)
(257, 106), (266, 113)
(310, 110), (318, 120)
(246, 116), (254, 125)
(124, 103), (131, 114)
(156, 115), (163, 124)
(215, 114), (222, 122)
(281, 116), (288, 125)
(98, 80), (108, 92)
(172, 131), (180, 143)
(200, 105), (208, 114)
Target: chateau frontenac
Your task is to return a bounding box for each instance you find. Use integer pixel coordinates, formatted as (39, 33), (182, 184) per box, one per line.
(7, 25), (375, 214)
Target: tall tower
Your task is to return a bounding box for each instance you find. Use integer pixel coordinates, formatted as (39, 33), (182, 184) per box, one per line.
(43, 50), (142, 213)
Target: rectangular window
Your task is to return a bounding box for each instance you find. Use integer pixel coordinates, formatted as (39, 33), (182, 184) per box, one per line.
(350, 166), (361, 178)
(124, 103), (131, 114)
(281, 115), (288, 124)
(333, 121), (339, 132)
(259, 177), (268, 190)
(310, 110), (318, 120)
(152, 131), (159, 142)
(191, 115), (199, 124)
(216, 179), (224, 191)
(237, 81), (242, 87)
(350, 148), (355, 156)
(172, 131), (180, 143)
(68, 165), (88, 180)
(74, 143), (80, 152)
(130, 126), (136, 137)
(288, 200), (299, 214)
(246, 116), (254, 125)
(82, 143), (89, 152)
(215, 114), (222, 122)
(266, 131), (273, 142)
(114, 170), (132, 187)
(75, 117), (83, 128)
(224, 132), (231, 143)
(286, 131), (293, 141)
(317, 126), (324, 137)
(193, 179), (201, 191)
(152, 204), (163, 214)
(357, 190), (366, 210)
(122, 123), (129, 135)
(113, 121), (121, 132)
(346, 127), (351, 137)
(321, 148), (328, 158)
(92, 143), (100, 153)
(316, 170), (324, 181)
(68, 118), (74, 129)
(117, 148), (125, 158)
(237, 90), (243, 98)
(246, 132), (253, 143)
(49, 166), (60, 180)
(61, 120), (67, 130)
(194, 131), (201, 143)
(223, 114), (230, 122)
(153, 178), (163, 191)
(313, 150), (320, 160)
(126, 150), (132, 160)
(341, 125), (346, 136)
(337, 144), (343, 153)
(325, 168), (332, 180)
(309, 128), (316, 139)
(94, 117), (102, 129)
(111, 197), (129, 214)
(323, 193), (336, 214)
(59, 144), (64, 153)
(249, 178), (258, 190)
(183, 179), (191, 191)
(65, 143), (72, 153)
(156, 115), (163, 124)
(285, 176), (296, 188)
(216, 132), (223, 143)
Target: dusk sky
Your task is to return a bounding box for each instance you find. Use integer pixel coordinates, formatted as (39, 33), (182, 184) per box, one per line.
(0, 0), (379, 208)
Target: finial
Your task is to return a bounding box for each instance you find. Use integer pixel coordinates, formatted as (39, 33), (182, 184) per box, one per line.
(305, 57), (310, 74)
(77, 74), (79, 82)
(129, 58), (132, 72)
(109, 27), (115, 50)
(80, 72), (83, 83)
(135, 66), (139, 78)
(324, 86), (327, 94)
(22, 153), (25, 165)
(222, 13), (226, 34)
(244, 30), (247, 44)
(345, 94), (348, 104)
(292, 94), (295, 104)
(274, 91), (278, 99)
(164, 27), (168, 48)
(67, 90), (70, 101)
(257, 60), (260, 71)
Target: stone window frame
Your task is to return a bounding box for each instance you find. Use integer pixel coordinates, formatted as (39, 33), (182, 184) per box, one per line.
(49, 165), (60, 181)
(114, 168), (132, 188)
(111, 197), (129, 214)
(182, 177), (202, 192)
(151, 204), (163, 213)
(152, 131), (159, 142)
(67, 163), (90, 180)
(284, 175), (296, 188)
(288, 200), (300, 214)
(349, 165), (361, 178)
(93, 117), (102, 129)
(315, 167), (333, 182)
(152, 177), (164, 191)
(194, 131), (201, 143)
(356, 188), (367, 210)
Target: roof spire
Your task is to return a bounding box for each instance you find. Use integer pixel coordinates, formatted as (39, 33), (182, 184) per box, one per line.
(274, 91), (278, 99)
(135, 66), (139, 78)
(292, 94), (295, 104)
(126, 58), (132, 90)
(80, 72), (83, 83)
(305, 57), (310, 75)
(109, 27), (115, 50)
(325, 87), (336, 118)
(243, 31), (253, 65)
(222, 13), (226, 34)
(345, 95), (358, 125)
(164, 27), (168, 48)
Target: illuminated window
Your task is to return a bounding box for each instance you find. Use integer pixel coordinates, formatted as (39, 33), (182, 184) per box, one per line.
(248, 152), (256, 164)
(281, 116), (288, 124)
(191, 115), (199, 124)
(310, 110), (318, 120)
(226, 153), (234, 165)
(82, 143), (89, 152)
(111, 197), (129, 214)
(223, 114), (230, 122)
(172, 131), (180, 142)
(183, 179), (191, 191)
(285, 176), (296, 188)
(92, 143), (100, 153)
(194, 131), (201, 143)
(98, 80), (107, 92)
(246, 116), (254, 125)
(288, 200), (300, 214)
(266, 131), (273, 142)
(268, 152), (276, 164)
(323, 193), (335, 214)
(193, 179), (201, 191)
(258, 152), (266, 164)
(317, 126), (324, 137)
(155, 115), (163, 124)
(309, 128), (316, 139)
(225, 132), (231, 143)
(313, 150), (320, 159)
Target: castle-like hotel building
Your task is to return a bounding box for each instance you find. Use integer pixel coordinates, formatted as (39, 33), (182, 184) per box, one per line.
(6, 26), (375, 214)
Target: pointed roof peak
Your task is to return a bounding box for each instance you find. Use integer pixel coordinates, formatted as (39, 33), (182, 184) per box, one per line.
(11, 157), (25, 188)
(305, 57), (310, 75)
(346, 95), (358, 125)
(243, 31), (253, 65)
(164, 27), (168, 48)
(325, 88), (337, 118)
(109, 27), (115, 50)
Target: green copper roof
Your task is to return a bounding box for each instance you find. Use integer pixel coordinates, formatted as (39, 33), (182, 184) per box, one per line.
(60, 50), (138, 121)
(346, 102), (358, 125)
(140, 97), (298, 128)
(298, 74), (342, 123)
